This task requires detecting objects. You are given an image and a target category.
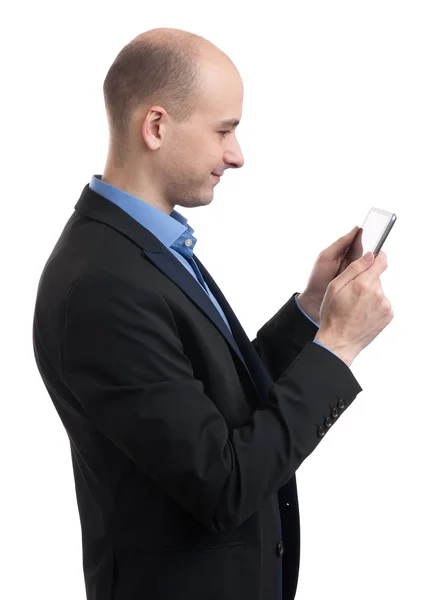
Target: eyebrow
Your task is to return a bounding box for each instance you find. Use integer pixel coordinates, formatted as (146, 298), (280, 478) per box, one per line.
(217, 119), (240, 128)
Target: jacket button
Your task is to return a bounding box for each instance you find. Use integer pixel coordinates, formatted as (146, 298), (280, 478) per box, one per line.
(276, 541), (284, 557)
(324, 416), (333, 428)
(338, 398), (345, 410)
(318, 425), (327, 438)
(331, 407), (340, 419)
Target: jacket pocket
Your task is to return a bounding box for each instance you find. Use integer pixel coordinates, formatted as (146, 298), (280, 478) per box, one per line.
(114, 541), (253, 600)
(150, 540), (246, 554)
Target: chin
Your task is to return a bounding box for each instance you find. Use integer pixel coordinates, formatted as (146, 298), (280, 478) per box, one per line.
(197, 196), (213, 207)
(177, 195), (213, 209)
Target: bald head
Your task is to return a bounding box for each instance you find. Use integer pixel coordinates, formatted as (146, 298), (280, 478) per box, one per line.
(132, 27), (233, 64)
(103, 27), (240, 161)
(101, 27), (244, 214)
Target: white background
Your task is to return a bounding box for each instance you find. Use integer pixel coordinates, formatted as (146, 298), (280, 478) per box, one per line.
(2, 1), (444, 598)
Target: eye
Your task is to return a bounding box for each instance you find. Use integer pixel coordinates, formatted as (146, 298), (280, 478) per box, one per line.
(219, 130), (231, 137)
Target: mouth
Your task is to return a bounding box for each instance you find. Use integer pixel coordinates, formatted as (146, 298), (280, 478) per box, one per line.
(211, 173), (221, 182)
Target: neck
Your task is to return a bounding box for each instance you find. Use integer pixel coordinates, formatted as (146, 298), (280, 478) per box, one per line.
(101, 163), (173, 215)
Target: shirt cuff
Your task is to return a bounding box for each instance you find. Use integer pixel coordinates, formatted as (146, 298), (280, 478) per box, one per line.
(313, 340), (337, 357)
(294, 294), (337, 357)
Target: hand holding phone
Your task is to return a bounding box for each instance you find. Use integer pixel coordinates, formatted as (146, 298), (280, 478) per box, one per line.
(314, 249), (394, 366)
(313, 207), (397, 366)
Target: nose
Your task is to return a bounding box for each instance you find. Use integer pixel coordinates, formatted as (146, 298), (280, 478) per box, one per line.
(224, 137), (244, 169)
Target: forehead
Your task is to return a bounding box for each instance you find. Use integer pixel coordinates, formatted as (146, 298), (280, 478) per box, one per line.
(197, 59), (243, 118)
(199, 86), (243, 125)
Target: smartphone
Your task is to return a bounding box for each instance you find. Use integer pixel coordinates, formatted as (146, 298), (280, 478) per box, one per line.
(336, 207), (397, 276)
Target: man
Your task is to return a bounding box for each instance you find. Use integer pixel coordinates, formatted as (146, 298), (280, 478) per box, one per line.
(32, 27), (382, 600)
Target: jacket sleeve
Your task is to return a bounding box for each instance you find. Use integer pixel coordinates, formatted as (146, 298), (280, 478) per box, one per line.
(62, 269), (362, 534)
(251, 292), (321, 380)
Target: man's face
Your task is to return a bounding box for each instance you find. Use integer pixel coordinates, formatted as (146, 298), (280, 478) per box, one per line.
(148, 59), (245, 210)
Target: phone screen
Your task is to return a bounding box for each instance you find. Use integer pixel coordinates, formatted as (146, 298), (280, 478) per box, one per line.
(336, 207), (397, 276)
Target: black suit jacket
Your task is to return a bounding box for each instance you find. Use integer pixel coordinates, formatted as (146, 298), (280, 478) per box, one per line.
(32, 183), (363, 600)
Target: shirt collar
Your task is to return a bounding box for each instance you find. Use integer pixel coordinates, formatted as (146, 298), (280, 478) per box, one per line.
(89, 174), (197, 252)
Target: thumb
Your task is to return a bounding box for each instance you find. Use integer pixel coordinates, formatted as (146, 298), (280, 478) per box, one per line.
(337, 251), (375, 285)
(324, 226), (360, 260)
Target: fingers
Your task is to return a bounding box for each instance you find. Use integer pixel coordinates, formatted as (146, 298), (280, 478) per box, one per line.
(332, 250), (388, 291)
(360, 250), (388, 282)
(367, 270), (394, 323)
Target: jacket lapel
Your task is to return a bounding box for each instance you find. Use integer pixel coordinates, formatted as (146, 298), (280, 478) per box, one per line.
(194, 256), (274, 400)
(74, 184), (271, 406)
(142, 246), (250, 372)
